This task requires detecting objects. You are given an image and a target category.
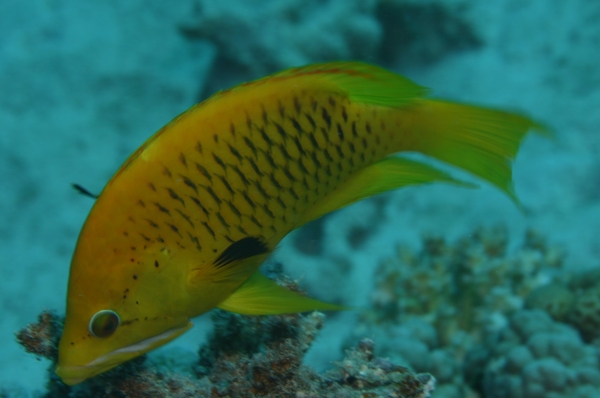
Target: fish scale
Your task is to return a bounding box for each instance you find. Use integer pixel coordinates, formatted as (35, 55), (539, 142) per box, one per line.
(56, 62), (545, 385)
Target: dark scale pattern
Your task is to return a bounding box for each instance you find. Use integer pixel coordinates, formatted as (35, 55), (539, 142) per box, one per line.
(126, 89), (393, 265)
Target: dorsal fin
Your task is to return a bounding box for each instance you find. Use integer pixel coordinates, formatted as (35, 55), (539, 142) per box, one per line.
(268, 62), (429, 107)
(206, 62), (429, 108)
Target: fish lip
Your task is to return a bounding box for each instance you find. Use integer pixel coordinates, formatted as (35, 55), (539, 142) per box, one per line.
(56, 321), (193, 385)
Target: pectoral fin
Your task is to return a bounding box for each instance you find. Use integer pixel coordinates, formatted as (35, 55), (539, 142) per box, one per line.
(217, 271), (344, 315)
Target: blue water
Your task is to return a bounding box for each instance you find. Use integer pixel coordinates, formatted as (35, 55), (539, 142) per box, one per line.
(1, 0), (599, 396)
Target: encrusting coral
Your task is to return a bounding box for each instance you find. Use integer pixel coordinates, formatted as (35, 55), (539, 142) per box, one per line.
(359, 226), (567, 397)
(480, 309), (600, 398)
(16, 273), (435, 398)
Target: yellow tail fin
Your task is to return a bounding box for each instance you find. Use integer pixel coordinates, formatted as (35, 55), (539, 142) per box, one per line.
(400, 99), (548, 202)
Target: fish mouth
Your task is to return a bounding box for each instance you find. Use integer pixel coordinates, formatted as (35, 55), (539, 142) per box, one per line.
(56, 322), (193, 386)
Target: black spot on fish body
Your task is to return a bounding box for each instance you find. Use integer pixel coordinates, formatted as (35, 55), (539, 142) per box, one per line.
(366, 122), (372, 134)
(328, 96), (336, 109)
(181, 175), (199, 194)
(319, 127), (329, 144)
(140, 233), (151, 242)
(349, 142), (356, 154)
(187, 232), (201, 250)
(227, 143), (243, 163)
(278, 100), (285, 119)
(261, 106), (268, 126)
(305, 113), (317, 131)
(247, 114), (253, 130)
(276, 196), (286, 209)
(262, 203), (275, 219)
(138, 199), (146, 207)
(163, 167), (172, 178)
(341, 106), (348, 123)
(293, 96), (301, 114)
(337, 123), (344, 141)
(310, 98), (318, 112)
(214, 236), (269, 268)
(216, 212), (230, 229)
(259, 127), (273, 148)
(154, 260), (159, 268)
(246, 156), (264, 177)
(201, 221), (216, 239)
(213, 134), (219, 143)
(321, 107), (332, 130)
(189, 195), (209, 217)
(243, 136), (258, 158)
(298, 157), (309, 175)
(290, 117), (303, 136)
(261, 148), (277, 170)
(241, 190), (256, 209)
(300, 175), (310, 190)
(230, 123), (236, 137)
(249, 215), (263, 229)
(273, 122), (287, 142)
(167, 188), (185, 207)
(166, 222), (182, 237)
(231, 164), (250, 187)
(289, 187), (300, 201)
(279, 143), (293, 162)
(155, 202), (171, 216)
(348, 156), (355, 169)
(225, 199), (242, 218)
(282, 167), (297, 182)
(254, 180), (270, 200)
(213, 154), (226, 171)
(352, 121), (358, 138)
(269, 173), (283, 190)
(309, 151), (322, 169)
(217, 175), (235, 196)
(175, 209), (194, 228)
(196, 142), (203, 154)
(179, 153), (188, 168)
(149, 183), (157, 192)
(195, 162), (212, 182)
(307, 132), (320, 150)
(323, 148), (334, 163)
(203, 185), (222, 205)
(146, 219), (159, 229)
(293, 136), (306, 156)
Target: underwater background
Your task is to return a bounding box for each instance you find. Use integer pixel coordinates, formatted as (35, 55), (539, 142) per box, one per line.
(1, 0), (599, 396)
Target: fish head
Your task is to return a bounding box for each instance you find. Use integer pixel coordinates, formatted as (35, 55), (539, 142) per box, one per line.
(55, 231), (201, 385)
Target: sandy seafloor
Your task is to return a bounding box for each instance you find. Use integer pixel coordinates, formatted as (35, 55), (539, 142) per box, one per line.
(1, 0), (599, 396)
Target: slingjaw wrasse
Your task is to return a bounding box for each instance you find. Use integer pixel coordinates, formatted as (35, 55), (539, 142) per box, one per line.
(56, 62), (544, 385)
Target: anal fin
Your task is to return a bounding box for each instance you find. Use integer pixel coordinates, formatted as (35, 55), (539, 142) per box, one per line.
(301, 157), (473, 224)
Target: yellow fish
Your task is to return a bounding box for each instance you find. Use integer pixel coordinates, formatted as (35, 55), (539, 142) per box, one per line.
(56, 62), (542, 385)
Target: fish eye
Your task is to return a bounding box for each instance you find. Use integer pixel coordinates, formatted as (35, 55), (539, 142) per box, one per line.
(89, 310), (120, 338)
